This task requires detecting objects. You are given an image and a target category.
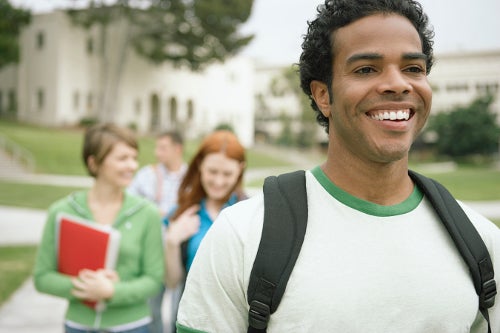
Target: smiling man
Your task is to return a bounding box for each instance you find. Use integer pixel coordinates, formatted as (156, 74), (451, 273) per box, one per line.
(175, 1), (500, 332)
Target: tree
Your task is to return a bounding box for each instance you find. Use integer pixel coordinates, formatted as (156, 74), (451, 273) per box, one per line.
(428, 94), (500, 157)
(281, 66), (318, 147)
(0, 0), (31, 69)
(66, 0), (254, 120)
(258, 66), (319, 147)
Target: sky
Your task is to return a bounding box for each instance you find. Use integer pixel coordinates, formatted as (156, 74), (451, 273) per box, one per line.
(239, 0), (500, 65)
(12, 0), (500, 65)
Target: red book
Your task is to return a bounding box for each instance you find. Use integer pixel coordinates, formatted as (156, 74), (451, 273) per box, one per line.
(56, 213), (121, 311)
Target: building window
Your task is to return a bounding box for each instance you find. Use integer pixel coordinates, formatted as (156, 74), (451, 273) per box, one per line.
(86, 37), (94, 55)
(36, 31), (45, 50)
(187, 99), (194, 120)
(73, 91), (79, 112)
(476, 82), (499, 95)
(150, 94), (160, 132)
(8, 89), (16, 112)
(87, 92), (93, 113)
(169, 97), (178, 123)
(445, 83), (468, 92)
(135, 99), (142, 116)
(37, 89), (45, 110)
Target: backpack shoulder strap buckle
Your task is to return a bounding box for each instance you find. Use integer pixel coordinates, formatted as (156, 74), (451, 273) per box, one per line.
(481, 278), (497, 308)
(249, 300), (271, 330)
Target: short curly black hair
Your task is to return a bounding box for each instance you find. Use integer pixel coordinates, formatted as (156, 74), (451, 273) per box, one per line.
(299, 0), (435, 132)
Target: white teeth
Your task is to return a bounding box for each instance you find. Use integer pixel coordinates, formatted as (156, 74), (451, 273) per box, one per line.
(370, 110), (410, 121)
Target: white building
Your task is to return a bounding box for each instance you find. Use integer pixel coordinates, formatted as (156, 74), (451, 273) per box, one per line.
(0, 10), (255, 146)
(429, 50), (500, 123)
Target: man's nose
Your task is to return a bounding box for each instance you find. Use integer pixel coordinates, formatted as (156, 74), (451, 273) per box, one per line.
(376, 67), (412, 95)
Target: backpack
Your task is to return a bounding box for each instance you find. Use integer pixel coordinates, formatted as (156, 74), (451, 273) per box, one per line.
(247, 170), (497, 333)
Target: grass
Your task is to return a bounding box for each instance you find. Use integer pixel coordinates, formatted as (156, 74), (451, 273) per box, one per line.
(0, 121), (88, 175)
(0, 245), (37, 305)
(419, 167), (500, 201)
(0, 120), (160, 175)
(0, 119), (289, 175)
(0, 182), (86, 209)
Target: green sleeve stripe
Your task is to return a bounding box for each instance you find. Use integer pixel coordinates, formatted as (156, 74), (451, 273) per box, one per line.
(176, 322), (209, 333)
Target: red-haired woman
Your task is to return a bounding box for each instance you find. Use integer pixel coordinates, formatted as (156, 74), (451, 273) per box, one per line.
(163, 130), (246, 317)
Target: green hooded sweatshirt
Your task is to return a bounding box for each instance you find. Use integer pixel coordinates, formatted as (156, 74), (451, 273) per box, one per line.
(34, 191), (165, 329)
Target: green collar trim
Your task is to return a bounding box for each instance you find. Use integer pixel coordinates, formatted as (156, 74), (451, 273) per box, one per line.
(311, 166), (423, 217)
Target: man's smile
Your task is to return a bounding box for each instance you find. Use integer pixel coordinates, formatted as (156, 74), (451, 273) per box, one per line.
(367, 109), (412, 121)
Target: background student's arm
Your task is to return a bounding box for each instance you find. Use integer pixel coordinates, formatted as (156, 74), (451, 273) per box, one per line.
(164, 204), (200, 288)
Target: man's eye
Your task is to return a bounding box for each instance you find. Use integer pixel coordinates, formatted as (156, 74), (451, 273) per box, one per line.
(355, 67), (375, 74)
(405, 66), (424, 73)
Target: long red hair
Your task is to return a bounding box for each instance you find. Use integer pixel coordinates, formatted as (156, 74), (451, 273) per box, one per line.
(172, 130), (246, 220)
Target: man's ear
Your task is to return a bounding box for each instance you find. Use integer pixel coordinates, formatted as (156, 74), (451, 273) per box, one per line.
(310, 80), (331, 118)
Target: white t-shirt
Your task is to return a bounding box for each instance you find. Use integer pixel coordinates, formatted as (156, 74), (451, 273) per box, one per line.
(177, 168), (500, 333)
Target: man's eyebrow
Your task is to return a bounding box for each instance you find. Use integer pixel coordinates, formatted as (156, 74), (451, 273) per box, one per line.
(403, 52), (428, 61)
(346, 53), (382, 65)
(346, 52), (428, 64)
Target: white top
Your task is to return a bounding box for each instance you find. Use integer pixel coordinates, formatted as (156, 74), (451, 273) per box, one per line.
(177, 169), (500, 333)
(128, 163), (187, 215)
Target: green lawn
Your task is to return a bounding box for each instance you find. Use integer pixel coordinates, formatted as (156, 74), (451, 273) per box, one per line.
(0, 245), (37, 305)
(0, 120), (289, 174)
(419, 167), (500, 201)
(0, 120), (156, 175)
(0, 182), (86, 209)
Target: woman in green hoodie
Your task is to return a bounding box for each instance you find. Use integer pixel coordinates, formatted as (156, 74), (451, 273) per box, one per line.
(34, 123), (165, 333)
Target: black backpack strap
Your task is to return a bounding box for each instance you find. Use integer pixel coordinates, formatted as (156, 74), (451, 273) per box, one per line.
(409, 170), (496, 332)
(247, 170), (308, 333)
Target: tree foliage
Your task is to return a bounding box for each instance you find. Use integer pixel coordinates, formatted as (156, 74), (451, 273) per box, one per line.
(261, 66), (320, 147)
(428, 94), (500, 157)
(282, 66), (318, 147)
(0, 0), (31, 69)
(67, 0), (254, 70)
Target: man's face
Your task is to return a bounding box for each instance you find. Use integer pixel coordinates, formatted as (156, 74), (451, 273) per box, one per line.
(155, 136), (178, 165)
(326, 14), (432, 164)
